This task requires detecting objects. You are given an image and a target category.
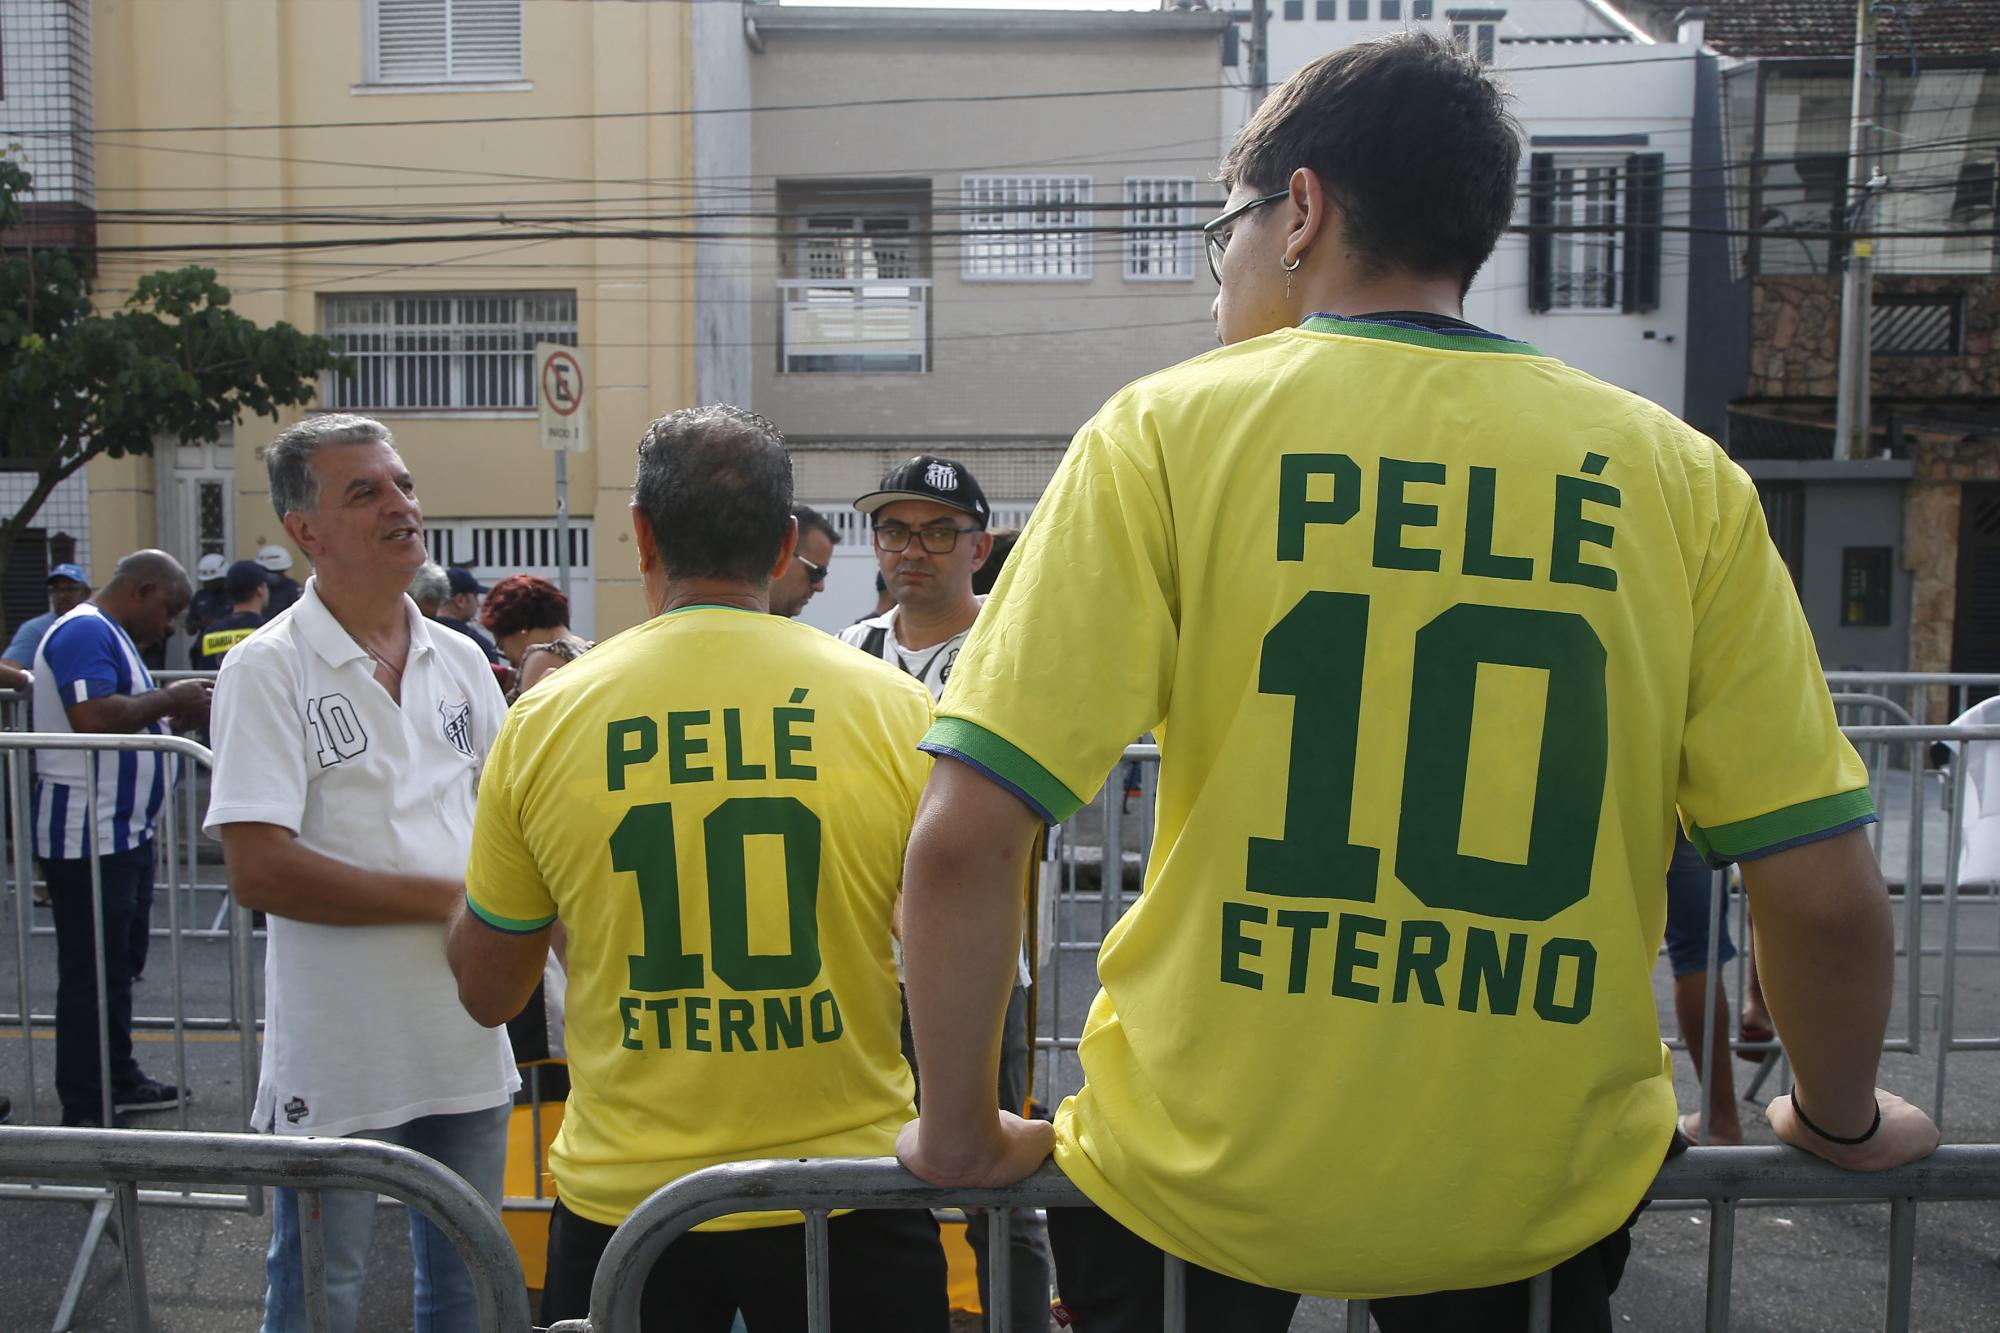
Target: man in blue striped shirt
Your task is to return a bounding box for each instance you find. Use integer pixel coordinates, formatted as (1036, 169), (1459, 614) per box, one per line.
(32, 550), (211, 1127)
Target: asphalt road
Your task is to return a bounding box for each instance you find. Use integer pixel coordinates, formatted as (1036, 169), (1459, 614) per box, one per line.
(2, 814), (1997, 1331)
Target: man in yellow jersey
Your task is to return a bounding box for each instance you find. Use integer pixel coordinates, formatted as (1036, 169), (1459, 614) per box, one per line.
(893, 32), (1940, 1333)
(446, 405), (949, 1331)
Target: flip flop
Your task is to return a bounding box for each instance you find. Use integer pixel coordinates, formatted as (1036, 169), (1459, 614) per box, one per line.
(1737, 1020), (1775, 1064)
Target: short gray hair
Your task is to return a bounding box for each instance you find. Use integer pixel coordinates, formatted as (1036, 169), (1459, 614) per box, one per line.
(261, 414), (394, 521)
(406, 562), (451, 612)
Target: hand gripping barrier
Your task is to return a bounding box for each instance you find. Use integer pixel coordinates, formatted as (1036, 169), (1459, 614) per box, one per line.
(0, 1126), (534, 1332)
(545, 1147), (2000, 1333)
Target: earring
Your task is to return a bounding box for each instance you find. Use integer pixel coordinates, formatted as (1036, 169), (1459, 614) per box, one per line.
(1281, 252), (1302, 299)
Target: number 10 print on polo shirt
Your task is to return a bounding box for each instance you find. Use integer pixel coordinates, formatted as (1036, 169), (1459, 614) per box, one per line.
(306, 693), (370, 768)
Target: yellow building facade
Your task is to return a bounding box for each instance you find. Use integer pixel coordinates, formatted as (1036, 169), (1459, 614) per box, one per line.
(88, 0), (704, 642)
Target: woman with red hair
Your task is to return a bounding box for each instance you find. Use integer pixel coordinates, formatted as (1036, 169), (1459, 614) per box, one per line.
(479, 574), (592, 702)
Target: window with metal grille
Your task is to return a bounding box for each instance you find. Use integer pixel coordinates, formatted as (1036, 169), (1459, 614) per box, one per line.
(366, 0), (522, 84)
(1871, 294), (1964, 356)
(321, 292), (577, 411)
(960, 176), (1094, 281)
(1528, 152), (1664, 314)
(1124, 178), (1198, 282)
(796, 217), (918, 282)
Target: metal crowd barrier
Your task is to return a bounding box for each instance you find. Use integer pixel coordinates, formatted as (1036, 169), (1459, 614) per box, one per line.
(0, 1126), (533, 1333)
(1038, 716), (2000, 1142)
(547, 1148), (2000, 1333)
(0, 732), (261, 1331)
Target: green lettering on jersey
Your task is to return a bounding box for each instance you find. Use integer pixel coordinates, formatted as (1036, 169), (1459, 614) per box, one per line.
(618, 996), (644, 1050)
(718, 998), (758, 1051)
(810, 989), (844, 1043)
(1457, 927), (1527, 1016)
(1220, 901), (1267, 989)
(1551, 469), (1621, 591)
(607, 717), (658, 792)
(1332, 913), (1387, 1002)
(764, 994), (805, 1049)
(1462, 466), (1535, 581)
(723, 709), (768, 780)
(667, 711), (714, 784)
(1276, 453), (1362, 561)
(1392, 920), (1451, 1006)
(1534, 937), (1597, 1024)
(646, 997), (679, 1048)
(683, 995), (713, 1051)
(1275, 909), (1328, 994)
(705, 797), (823, 991)
(612, 802), (705, 992)
(1373, 457), (1446, 573)
(774, 707), (817, 780)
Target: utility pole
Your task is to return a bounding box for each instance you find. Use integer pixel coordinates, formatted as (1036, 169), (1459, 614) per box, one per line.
(1832, 0), (1879, 460)
(1250, 0), (1270, 106)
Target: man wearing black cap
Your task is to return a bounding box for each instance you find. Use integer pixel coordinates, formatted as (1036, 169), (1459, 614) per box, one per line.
(838, 455), (994, 695)
(191, 561), (272, 671)
(839, 455), (1054, 1331)
(437, 566), (506, 667)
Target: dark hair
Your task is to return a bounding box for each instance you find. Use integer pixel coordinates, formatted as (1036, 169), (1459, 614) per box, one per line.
(480, 574), (570, 638)
(633, 406), (793, 584)
(792, 503), (838, 547)
(971, 527), (1021, 597)
(1220, 31), (1520, 293)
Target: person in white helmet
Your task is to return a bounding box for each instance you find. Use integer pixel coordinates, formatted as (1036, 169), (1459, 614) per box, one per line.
(258, 545), (304, 622)
(186, 554), (231, 668)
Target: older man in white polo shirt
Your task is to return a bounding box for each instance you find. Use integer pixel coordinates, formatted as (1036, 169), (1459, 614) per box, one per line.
(204, 414), (516, 1333)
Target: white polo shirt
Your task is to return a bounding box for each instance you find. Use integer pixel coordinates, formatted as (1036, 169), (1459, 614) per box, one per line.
(204, 578), (518, 1138)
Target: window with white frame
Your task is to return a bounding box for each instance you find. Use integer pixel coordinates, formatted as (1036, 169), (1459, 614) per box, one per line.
(1124, 178), (1198, 282)
(961, 175), (1094, 281)
(1451, 20), (1497, 64)
(1548, 158), (1623, 310)
(321, 292), (576, 411)
(366, 0), (522, 84)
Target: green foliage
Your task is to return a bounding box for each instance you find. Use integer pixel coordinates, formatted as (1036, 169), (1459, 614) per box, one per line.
(0, 155), (346, 555)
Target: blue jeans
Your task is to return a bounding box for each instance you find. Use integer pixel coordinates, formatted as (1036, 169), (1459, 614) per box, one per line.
(263, 1102), (511, 1333)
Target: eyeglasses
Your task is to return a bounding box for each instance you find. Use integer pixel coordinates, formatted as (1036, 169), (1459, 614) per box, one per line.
(794, 553), (828, 584)
(873, 522), (980, 554)
(1202, 189), (1289, 285)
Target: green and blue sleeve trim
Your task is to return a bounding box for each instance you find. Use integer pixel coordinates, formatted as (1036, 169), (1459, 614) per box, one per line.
(464, 894), (557, 935)
(1687, 788), (1878, 867)
(919, 717), (1086, 825)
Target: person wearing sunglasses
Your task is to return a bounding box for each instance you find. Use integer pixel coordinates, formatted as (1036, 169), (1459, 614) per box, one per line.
(896, 29), (1935, 1333)
(769, 503), (839, 620)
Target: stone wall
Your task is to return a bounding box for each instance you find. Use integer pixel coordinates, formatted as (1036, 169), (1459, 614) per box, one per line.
(1747, 275), (2000, 399)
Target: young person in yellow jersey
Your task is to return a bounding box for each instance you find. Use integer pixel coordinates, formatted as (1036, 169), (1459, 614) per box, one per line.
(892, 32), (1941, 1333)
(446, 405), (949, 1332)
(838, 455), (1056, 1333)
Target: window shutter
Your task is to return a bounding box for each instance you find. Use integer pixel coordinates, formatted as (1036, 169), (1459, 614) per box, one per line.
(1622, 152), (1664, 314)
(1528, 152), (1554, 313)
(375, 0), (449, 83)
(448, 0), (523, 80)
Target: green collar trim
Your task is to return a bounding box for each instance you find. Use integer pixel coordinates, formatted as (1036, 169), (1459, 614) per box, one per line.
(657, 603), (765, 620)
(1300, 313), (1545, 358)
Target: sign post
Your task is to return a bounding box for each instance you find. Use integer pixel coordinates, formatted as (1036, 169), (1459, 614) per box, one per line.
(536, 343), (589, 601)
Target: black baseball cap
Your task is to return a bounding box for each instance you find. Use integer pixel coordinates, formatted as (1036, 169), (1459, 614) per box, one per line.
(446, 567), (487, 597)
(224, 560), (270, 602)
(853, 455), (990, 528)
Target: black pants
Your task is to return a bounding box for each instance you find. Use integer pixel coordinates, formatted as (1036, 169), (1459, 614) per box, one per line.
(46, 843), (154, 1123)
(1046, 1203), (1640, 1333)
(540, 1198), (950, 1332)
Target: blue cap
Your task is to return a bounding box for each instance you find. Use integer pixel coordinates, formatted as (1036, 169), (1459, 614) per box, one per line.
(48, 563), (88, 586)
(446, 566), (487, 597)
(225, 560), (271, 602)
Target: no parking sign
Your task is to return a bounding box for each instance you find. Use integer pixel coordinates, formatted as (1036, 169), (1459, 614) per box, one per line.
(536, 343), (589, 454)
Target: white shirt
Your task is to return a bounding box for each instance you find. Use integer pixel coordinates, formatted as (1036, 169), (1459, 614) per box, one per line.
(204, 578), (518, 1137)
(837, 600), (984, 698)
(1953, 696), (2000, 888)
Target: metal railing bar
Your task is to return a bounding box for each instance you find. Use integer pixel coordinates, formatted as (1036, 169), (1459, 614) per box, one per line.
(1345, 1296), (1371, 1331)
(1527, 1269), (1553, 1333)
(1163, 1252), (1187, 1333)
(1885, 1199), (1916, 1333)
(804, 1208), (831, 1332)
(988, 1200), (1013, 1331)
(117, 1177), (151, 1333)
(0, 1128), (531, 1331)
(9, 746), (40, 1126)
(301, 1186), (332, 1333)
(0, 1181), (262, 1208)
(88, 750), (115, 1130)
(1704, 1199), (1735, 1333)
(1935, 755), (1968, 1128)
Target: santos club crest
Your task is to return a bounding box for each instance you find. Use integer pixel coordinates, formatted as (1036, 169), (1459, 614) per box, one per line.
(925, 461), (959, 491)
(439, 699), (475, 759)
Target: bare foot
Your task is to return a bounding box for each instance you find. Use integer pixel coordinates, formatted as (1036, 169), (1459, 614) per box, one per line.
(1679, 1110), (1744, 1146)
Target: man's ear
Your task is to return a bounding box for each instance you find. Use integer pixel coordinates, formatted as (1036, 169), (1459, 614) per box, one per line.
(968, 530), (995, 574)
(281, 511), (316, 561)
(768, 517), (801, 583)
(1285, 166), (1336, 265)
(630, 503), (658, 575)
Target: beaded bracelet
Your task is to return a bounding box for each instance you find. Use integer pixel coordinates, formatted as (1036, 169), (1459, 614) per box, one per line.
(1789, 1091), (1882, 1146)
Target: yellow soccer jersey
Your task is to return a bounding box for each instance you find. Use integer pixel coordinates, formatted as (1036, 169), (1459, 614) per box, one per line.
(924, 314), (1872, 1297)
(467, 606), (934, 1229)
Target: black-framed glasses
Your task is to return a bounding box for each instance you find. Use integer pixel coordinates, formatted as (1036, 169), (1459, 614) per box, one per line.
(1202, 189), (1289, 285)
(794, 553), (828, 584)
(873, 522), (980, 554)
